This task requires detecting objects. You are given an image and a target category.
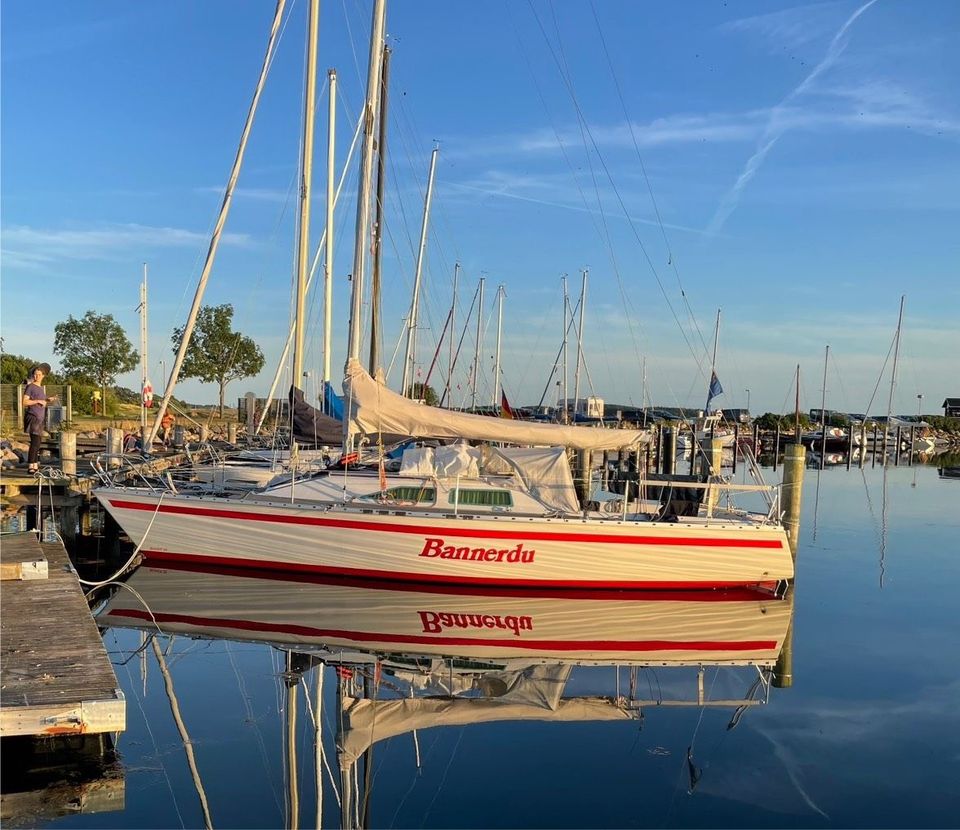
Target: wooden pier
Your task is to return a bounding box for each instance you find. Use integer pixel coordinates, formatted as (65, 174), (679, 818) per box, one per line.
(0, 532), (125, 738)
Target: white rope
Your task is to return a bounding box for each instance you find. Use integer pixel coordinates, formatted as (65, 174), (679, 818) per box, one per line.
(78, 491), (167, 587)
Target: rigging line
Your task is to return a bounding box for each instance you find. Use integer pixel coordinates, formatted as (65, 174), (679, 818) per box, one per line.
(526, 2), (710, 381)
(339, 0), (365, 88)
(863, 328), (898, 417)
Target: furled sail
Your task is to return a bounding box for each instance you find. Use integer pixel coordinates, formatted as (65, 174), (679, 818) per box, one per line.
(343, 359), (649, 452)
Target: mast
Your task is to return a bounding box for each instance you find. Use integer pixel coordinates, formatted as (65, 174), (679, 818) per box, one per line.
(794, 363), (801, 443)
(493, 285), (505, 407)
(446, 262), (459, 406)
(573, 268), (588, 418)
(883, 295), (906, 452)
(401, 144), (439, 397)
(323, 68), (337, 395)
(292, 0), (320, 389)
(820, 344), (829, 461)
(146, 0), (287, 447)
(139, 263), (148, 432)
(561, 275), (568, 423)
(347, 0), (388, 364)
(368, 46), (391, 375)
(704, 308), (721, 413)
(471, 277), (484, 410)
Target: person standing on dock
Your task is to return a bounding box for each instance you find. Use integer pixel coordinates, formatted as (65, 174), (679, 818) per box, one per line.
(22, 363), (57, 473)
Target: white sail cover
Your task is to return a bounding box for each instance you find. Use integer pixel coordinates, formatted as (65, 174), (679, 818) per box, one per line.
(487, 446), (580, 515)
(344, 359), (649, 452)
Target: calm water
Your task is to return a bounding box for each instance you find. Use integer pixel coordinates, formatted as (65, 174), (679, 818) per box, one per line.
(14, 462), (960, 828)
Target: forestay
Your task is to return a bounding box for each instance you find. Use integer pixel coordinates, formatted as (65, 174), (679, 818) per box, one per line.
(343, 359), (649, 452)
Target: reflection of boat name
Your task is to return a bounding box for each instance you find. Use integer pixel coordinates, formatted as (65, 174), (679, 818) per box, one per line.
(417, 610), (533, 636)
(419, 538), (536, 563)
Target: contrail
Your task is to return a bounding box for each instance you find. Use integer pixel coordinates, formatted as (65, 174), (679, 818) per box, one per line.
(707, 0), (880, 235)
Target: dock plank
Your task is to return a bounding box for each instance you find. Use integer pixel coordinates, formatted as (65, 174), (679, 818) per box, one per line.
(0, 533), (125, 737)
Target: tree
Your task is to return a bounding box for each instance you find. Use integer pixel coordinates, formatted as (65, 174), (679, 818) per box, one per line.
(53, 311), (138, 409)
(1, 353), (63, 385)
(405, 382), (438, 406)
(172, 304), (265, 416)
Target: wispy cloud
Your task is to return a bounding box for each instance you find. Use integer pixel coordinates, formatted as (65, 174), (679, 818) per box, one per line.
(707, 0), (881, 235)
(1, 222), (254, 271)
(719, 2), (842, 52)
(193, 185), (293, 203)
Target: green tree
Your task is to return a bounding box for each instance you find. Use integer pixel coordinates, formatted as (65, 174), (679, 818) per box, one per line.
(405, 382), (438, 406)
(53, 311), (138, 409)
(1, 353), (63, 385)
(172, 304), (265, 416)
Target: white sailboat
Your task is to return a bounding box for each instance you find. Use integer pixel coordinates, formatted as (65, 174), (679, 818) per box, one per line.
(94, 1), (793, 591)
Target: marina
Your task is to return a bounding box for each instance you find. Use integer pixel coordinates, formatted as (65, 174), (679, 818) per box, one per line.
(2, 0), (958, 828)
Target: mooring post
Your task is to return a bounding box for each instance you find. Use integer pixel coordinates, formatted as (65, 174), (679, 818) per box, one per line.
(172, 425), (186, 449)
(227, 422), (238, 444)
(781, 443), (806, 559)
(895, 426), (902, 466)
(705, 438), (723, 515)
(105, 427), (123, 468)
(908, 425), (915, 465)
(773, 425), (781, 471)
(846, 427), (853, 470)
(575, 450), (591, 508)
(60, 430), (77, 476)
(245, 391), (257, 438)
(773, 610), (794, 689)
(872, 424), (879, 467)
(663, 427), (676, 475)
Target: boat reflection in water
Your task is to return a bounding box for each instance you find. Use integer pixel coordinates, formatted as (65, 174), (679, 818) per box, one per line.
(97, 562), (794, 829)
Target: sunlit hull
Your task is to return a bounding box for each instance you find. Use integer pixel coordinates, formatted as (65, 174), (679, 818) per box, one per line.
(95, 488), (793, 590)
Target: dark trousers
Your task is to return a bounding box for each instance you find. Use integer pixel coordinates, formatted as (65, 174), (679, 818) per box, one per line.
(28, 432), (42, 465)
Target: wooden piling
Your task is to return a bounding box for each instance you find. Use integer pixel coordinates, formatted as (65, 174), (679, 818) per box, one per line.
(172, 426), (186, 448)
(772, 614), (794, 689)
(227, 422), (238, 444)
(872, 425), (879, 467)
(894, 426), (902, 466)
(663, 428), (676, 475)
(60, 431), (77, 477)
(781, 443), (806, 559)
(908, 426), (915, 466)
(105, 428), (122, 469)
(705, 438), (723, 515)
(773, 425), (781, 471)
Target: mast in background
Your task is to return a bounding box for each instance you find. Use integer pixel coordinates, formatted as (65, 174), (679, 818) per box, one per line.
(493, 284), (505, 407)
(323, 68), (337, 395)
(401, 144), (439, 397)
(471, 277), (485, 410)
(572, 269), (588, 419)
(138, 263), (149, 434)
(368, 46), (391, 376)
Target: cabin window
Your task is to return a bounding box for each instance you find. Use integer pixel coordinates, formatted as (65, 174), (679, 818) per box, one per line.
(362, 486), (436, 504)
(448, 488), (513, 507)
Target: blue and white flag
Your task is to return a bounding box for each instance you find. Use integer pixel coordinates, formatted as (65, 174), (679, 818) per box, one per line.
(705, 371), (724, 411)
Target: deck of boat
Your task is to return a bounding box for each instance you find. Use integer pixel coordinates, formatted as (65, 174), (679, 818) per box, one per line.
(0, 532), (125, 738)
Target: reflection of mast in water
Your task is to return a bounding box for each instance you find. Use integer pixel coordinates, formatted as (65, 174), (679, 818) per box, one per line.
(152, 638), (213, 830)
(880, 464), (889, 589)
(283, 651), (300, 830)
(811, 466), (823, 544)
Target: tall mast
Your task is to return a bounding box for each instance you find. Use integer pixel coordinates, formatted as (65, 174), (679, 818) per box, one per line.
(368, 46), (391, 375)
(139, 263), (148, 432)
(573, 268), (588, 418)
(493, 284), (504, 407)
(471, 277), (485, 410)
(561, 275), (568, 423)
(446, 262), (459, 406)
(348, 0), (388, 364)
(820, 344), (829, 430)
(794, 363), (801, 442)
(293, 0), (321, 388)
(322, 68), (337, 394)
(704, 307), (721, 413)
(885, 295), (906, 425)
(146, 0), (287, 447)
(402, 144), (439, 397)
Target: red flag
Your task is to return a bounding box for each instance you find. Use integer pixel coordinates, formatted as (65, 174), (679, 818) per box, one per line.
(501, 391), (515, 419)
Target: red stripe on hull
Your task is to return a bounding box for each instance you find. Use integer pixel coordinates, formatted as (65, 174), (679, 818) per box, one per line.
(141, 559), (781, 601)
(108, 498), (784, 549)
(141, 549), (778, 592)
(105, 608), (778, 652)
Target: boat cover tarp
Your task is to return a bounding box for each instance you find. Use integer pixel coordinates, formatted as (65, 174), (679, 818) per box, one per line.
(344, 359), (650, 451)
(289, 385), (343, 446)
(486, 446), (580, 515)
(322, 381), (345, 421)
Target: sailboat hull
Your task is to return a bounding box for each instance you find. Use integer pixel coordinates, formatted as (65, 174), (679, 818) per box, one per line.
(95, 489), (793, 590)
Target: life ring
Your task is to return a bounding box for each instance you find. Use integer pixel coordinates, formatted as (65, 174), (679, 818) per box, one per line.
(143, 382), (154, 407)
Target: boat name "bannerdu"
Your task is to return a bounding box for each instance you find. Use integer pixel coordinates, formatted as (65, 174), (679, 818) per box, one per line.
(418, 538), (535, 563)
(418, 611), (533, 637)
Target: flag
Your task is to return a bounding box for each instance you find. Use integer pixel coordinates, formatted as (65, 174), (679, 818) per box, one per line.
(501, 391), (515, 419)
(705, 371), (724, 411)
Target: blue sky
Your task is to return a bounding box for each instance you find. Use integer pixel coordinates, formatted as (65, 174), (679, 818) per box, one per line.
(2, 0), (958, 416)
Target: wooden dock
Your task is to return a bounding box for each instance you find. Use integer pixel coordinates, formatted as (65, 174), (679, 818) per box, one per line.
(0, 532), (125, 738)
